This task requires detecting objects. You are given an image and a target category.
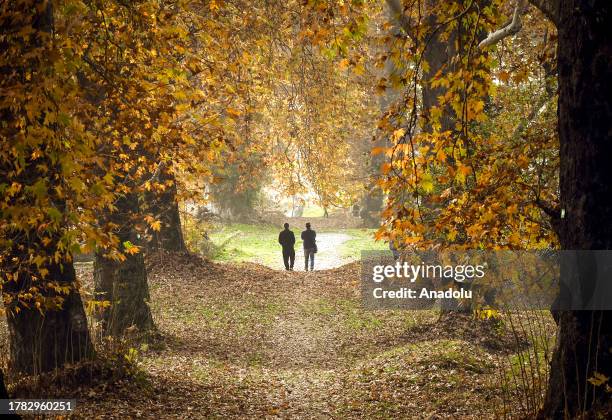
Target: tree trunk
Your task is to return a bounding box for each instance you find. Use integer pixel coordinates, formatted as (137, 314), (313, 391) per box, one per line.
(94, 193), (154, 336)
(0, 0), (93, 375)
(145, 170), (186, 253)
(3, 248), (93, 374)
(0, 370), (8, 399)
(540, 1), (612, 417)
(0, 370), (21, 419)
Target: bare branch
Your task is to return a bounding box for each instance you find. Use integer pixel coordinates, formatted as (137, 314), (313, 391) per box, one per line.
(479, 0), (528, 48)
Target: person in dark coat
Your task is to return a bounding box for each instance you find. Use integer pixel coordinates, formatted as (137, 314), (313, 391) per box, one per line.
(278, 223), (296, 270)
(301, 222), (317, 271)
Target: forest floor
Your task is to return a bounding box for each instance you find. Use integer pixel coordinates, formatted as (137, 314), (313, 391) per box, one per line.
(23, 251), (549, 419)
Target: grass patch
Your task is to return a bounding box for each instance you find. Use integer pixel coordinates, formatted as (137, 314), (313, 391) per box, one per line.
(338, 228), (387, 259)
(207, 223), (387, 267)
(208, 223), (282, 266)
(166, 297), (286, 332)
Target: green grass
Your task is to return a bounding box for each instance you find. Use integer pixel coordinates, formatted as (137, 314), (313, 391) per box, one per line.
(208, 223), (283, 266)
(338, 228), (388, 258)
(207, 223), (387, 267)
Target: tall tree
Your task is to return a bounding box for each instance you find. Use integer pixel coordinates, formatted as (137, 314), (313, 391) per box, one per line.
(94, 193), (154, 336)
(482, 0), (612, 415)
(534, 1), (612, 417)
(0, 0), (93, 374)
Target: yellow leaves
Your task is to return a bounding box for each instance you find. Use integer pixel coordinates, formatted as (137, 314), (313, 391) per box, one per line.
(391, 128), (406, 142)
(475, 307), (501, 320)
(352, 63), (365, 76)
(507, 232), (521, 246)
(430, 76), (450, 89)
(7, 182), (22, 197)
(33, 255), (46, 267)
(467, 100), (485, 121)
(144, 215), (161, 231)
(403, 235), (423, 245)
(588, 372), (610, 387)
(419, 172), (435, 194)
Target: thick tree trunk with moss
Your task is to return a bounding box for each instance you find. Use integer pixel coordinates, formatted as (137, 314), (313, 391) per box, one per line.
(145, 170), (186, 253)
(94, 193), (154, 336)
(539, 1), (612, 418)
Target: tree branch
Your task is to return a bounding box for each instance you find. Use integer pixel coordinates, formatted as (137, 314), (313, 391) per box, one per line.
(535, 197), (560, 232)
(479, 0), (528, 48)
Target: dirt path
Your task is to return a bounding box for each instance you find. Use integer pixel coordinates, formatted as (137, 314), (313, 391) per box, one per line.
(69, 254), (521, 419)
(298, 232), (352, 270)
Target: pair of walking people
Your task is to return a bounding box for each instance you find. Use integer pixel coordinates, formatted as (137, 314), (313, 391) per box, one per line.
(278, 222), (316, 271)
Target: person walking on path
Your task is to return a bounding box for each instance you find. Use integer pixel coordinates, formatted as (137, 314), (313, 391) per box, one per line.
(301, 222), (317, 271)
(278, 223), (296, 270)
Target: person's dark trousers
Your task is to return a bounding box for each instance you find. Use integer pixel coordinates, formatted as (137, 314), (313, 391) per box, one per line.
(304, 248), (315, 271)
(282, 247), (295, 270)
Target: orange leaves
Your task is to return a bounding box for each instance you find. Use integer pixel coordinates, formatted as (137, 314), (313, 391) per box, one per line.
(498, 70), (510, 83)
(226, 107), (242, 118)
(381, 162), (392, 174)
(145, 215), (162, 232)
(375, 0), (560, 251)
(122, 241), (141, 256)
(391, 128), (406, 142)
(372, 146), (387, 156)
(455, 163), (472, 185)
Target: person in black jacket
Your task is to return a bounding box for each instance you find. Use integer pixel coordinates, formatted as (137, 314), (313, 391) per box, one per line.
(278, 223), (296, 270)
(301, 222), (317, 271)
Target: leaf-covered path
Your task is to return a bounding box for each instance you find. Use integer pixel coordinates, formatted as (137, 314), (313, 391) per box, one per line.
(72, 253), (521, 419)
